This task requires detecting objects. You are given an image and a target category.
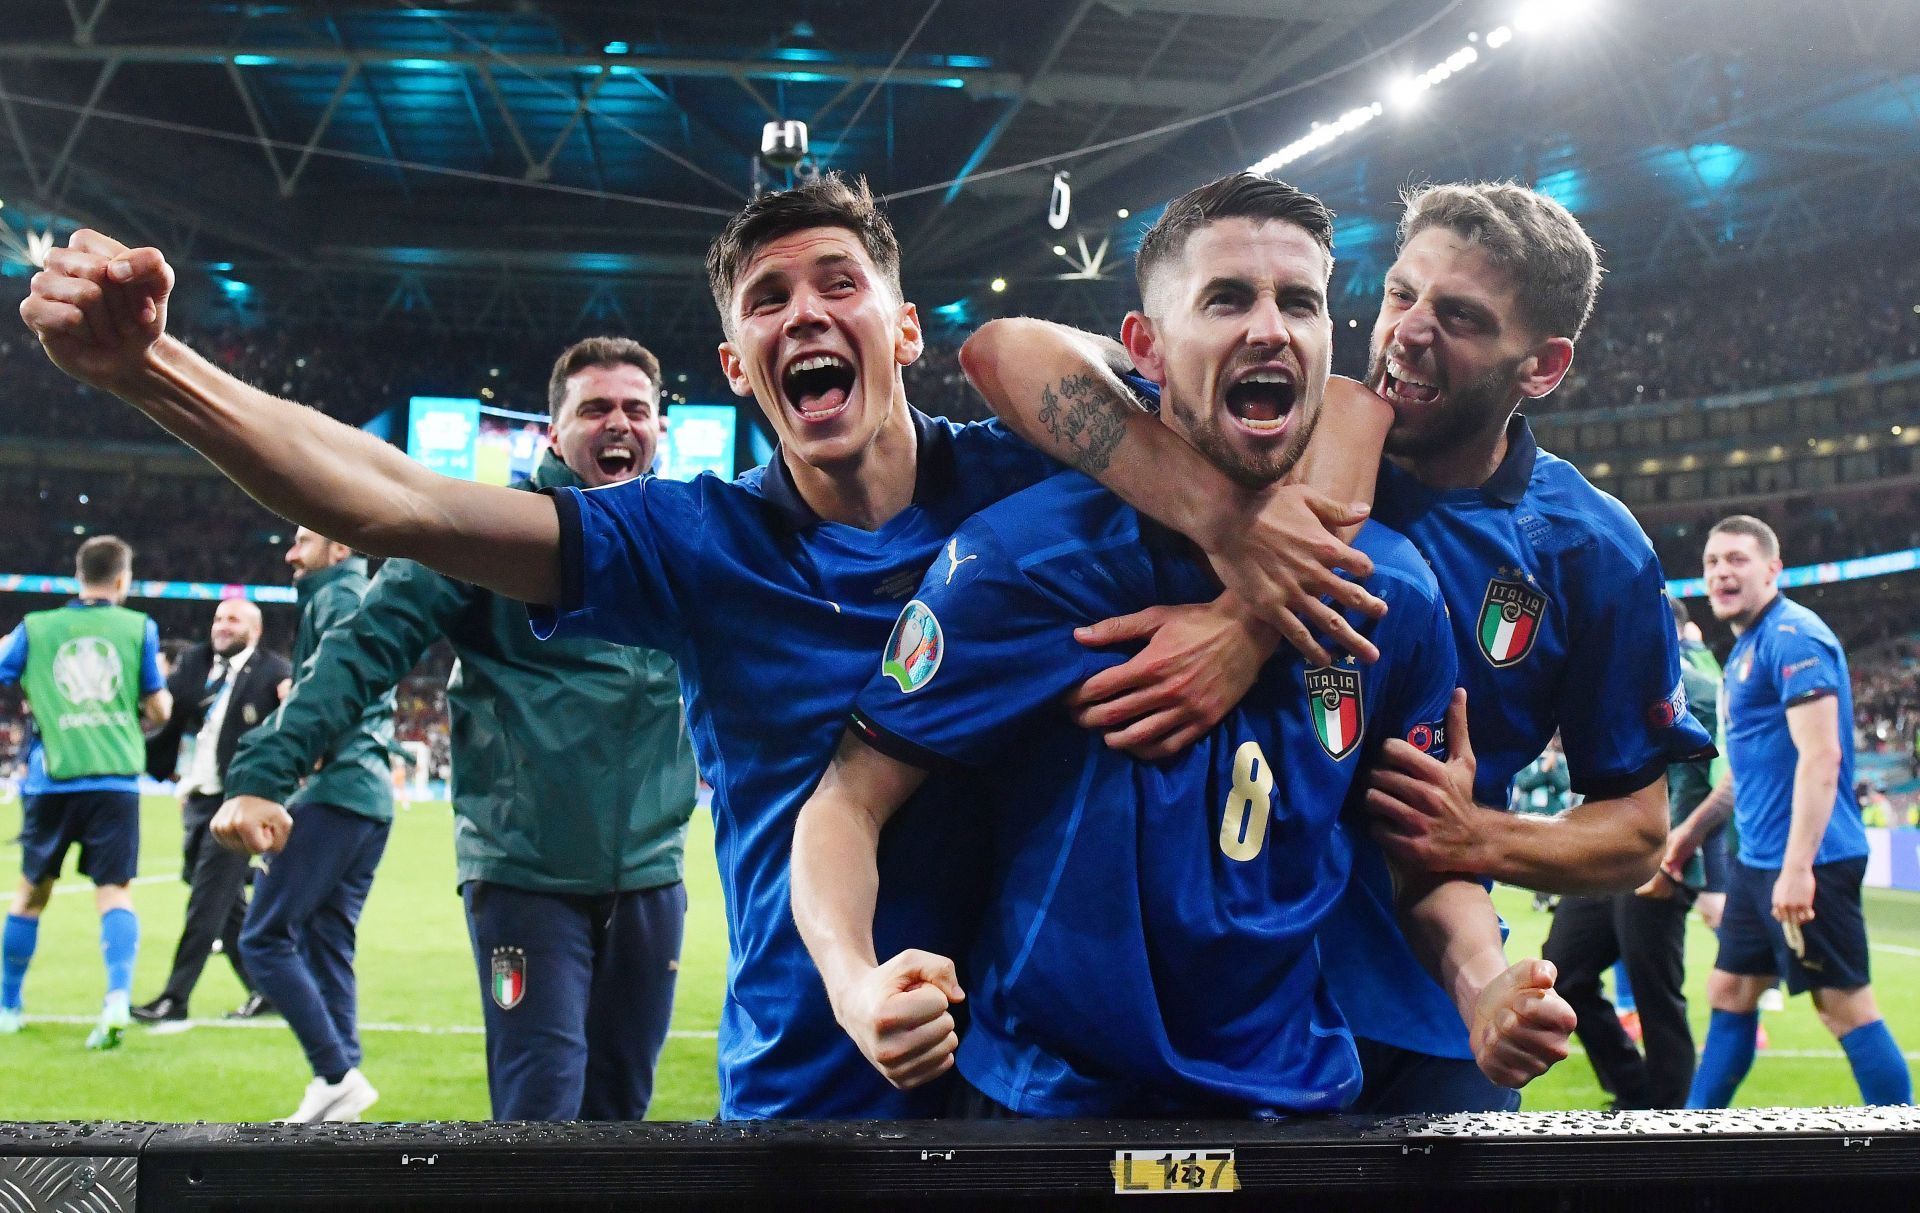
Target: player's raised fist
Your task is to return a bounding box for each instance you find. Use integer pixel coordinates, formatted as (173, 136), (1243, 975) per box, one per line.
(18, 229), (175, 393)
(831, 949), (965, 1090)
(1470, 957), (1576, 1088)
(212, 794), (295, 856)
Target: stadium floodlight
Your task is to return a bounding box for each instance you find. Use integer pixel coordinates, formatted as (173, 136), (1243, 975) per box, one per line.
(990, 277), (1007, 293)
(1486, 25), (1514, 48)
(1387, 75), (1425, 110)
(1514, 1), (1549, 32)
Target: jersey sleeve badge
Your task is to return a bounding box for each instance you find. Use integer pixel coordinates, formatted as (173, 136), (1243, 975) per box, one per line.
(882, 599), (945, 694)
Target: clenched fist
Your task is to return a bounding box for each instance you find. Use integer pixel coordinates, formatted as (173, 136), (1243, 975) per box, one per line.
(1470, 958), (1577, 1088)
(212, 794), (294, 855)
(19, 229), (175, 394)
(829, 949), (966, 1090)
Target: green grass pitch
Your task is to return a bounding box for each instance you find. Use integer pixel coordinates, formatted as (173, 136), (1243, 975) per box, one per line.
(1, 794), (1916, 1120)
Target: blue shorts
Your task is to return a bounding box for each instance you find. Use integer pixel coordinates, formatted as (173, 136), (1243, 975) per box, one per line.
(18, 789), (141, 887)
(1716, 856), (1870, 995)
(1347, 1037), (1521, 1115)
(1700, 821), (1732, 895)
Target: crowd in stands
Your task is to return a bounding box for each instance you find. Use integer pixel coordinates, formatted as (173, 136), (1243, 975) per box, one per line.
(1646, 486), (1920, 582)
(1552, 241), (1920, 413)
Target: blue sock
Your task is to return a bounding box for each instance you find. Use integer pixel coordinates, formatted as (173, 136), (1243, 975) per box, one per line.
(1687, 1009), (1761, 1108)
(99, 908), (139, 999)
(2, 914), (38, 1010)
(1841, 1020), (1912, 1105)
(1613, 961), (1636, 1013)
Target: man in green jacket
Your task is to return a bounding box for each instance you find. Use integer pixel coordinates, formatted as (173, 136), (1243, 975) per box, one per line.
(217, 337), (697, 1121)
(220, 527), (394, 1122)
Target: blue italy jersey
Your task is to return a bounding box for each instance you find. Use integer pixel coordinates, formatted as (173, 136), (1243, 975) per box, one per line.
(530, 411), (1053, 1120)
(0, 601), (163, 796)
(1722, 593), (1866, 868)
(848, 472), (1457, 1117)
(1326, 416), (1715, 1059)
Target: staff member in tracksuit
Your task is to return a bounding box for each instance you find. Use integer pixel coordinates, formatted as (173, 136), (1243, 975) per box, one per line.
(220, 528), (395, 1123)
(217, 337), (698, 1121)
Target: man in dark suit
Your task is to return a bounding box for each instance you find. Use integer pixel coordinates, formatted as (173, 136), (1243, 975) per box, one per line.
(135, 598), (290, 1024)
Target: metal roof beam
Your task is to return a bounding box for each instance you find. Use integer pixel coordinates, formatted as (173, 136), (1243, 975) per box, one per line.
(1101, 0), (1351, 17)
(0, 42), (1024, 96)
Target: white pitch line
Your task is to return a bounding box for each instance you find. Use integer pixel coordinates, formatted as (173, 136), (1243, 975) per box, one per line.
(1872, 941), (1920, 958)
(50, 872), (180, 895)
(23, 1014), (718, 1040)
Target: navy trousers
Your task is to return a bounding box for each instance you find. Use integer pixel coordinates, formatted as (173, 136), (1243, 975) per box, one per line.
(240, 802), (389, 1082)
(463, 880), (685, 1121)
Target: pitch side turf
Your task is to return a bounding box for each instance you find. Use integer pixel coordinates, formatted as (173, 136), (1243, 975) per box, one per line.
(0, 795), (1914, 1120)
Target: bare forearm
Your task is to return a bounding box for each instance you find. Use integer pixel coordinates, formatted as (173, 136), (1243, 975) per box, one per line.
(122, 337), (560, 602)
(961, 318), (1235, 546)
(1475, 786), (1667, 893)
(1400, 875), (1510, 1029)
(1675, 777), (1735, 850)
(791, 791), (886, 1004)
(1784, 754), (1840, 870)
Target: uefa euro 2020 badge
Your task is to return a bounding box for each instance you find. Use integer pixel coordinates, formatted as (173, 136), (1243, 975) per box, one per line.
(882, 599), (944, 694)
(490, 946), (526, 1011)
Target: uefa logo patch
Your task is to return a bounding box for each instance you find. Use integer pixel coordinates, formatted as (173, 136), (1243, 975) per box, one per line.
(882, 599), (944, 694)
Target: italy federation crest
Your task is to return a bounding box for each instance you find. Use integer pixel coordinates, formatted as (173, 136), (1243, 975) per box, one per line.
(490, 947), (526, 1011)
(881, 599), (944, 694)
(1476, 574), (1548, 667)
(1306, 664), (1364, 762)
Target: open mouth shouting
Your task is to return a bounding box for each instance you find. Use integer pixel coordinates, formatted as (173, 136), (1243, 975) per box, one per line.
(1380, 354), (1441, 408)
(593, 442), (643, 481)
(780, 351), (858, 424)
(1223, 366), (1298, 438)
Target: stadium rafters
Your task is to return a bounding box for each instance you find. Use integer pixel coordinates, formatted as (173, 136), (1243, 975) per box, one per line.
(0, 0), (1912, 355)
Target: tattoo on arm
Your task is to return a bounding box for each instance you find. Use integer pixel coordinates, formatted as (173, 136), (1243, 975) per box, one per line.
(1036, 372), (1131, 475)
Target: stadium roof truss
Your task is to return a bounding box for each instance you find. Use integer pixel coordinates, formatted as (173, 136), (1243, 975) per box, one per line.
(0, 0), (1914, 343)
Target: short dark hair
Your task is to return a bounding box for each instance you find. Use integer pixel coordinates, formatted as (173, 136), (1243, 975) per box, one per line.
(547, 337), (662, 420)
(705, 173), (902, 332)
(76, 535), (132, 586)
(1135, 173), (1335, 308)
(1398, 181), (1602, 340)
(1709, 514), (1781, 562)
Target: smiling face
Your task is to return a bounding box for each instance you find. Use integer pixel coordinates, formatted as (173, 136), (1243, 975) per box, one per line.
(1702, 528), (1782, 629)
(716, 226), (922, 473)
(1126, 217), (1331, 488)
(1369, 226), (1572, 466)
(208, 599), (262, 658)
(284, 527), (348, 581)
(550, 362), (662, 488)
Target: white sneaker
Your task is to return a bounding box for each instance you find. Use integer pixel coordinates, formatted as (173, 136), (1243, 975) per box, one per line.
(278, 1068), (379, 1123)
(1759, 986), (1786, 1012)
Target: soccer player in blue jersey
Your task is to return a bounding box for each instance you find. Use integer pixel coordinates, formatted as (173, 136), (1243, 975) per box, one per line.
(21, 181), (1382, 1118)
(792, 175), (1574, 1116)
(962, 181), (1710, 1114)
(1664, 515), (1910, 1107)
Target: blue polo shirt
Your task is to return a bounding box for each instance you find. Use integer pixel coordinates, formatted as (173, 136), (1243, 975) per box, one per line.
(530, 409), (1054, 1120)
(848, 472), (1457, 1117)
(0, 600), (164, 796)
(1322, 416), (1714, 1059)
(1722, 592), (1866, 869)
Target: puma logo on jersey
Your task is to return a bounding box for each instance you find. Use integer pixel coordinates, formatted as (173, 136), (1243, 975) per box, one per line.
(944, 539), (978, 585)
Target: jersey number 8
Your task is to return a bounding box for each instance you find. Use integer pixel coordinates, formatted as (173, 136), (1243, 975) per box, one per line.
(1218, 740), (1275, 862)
